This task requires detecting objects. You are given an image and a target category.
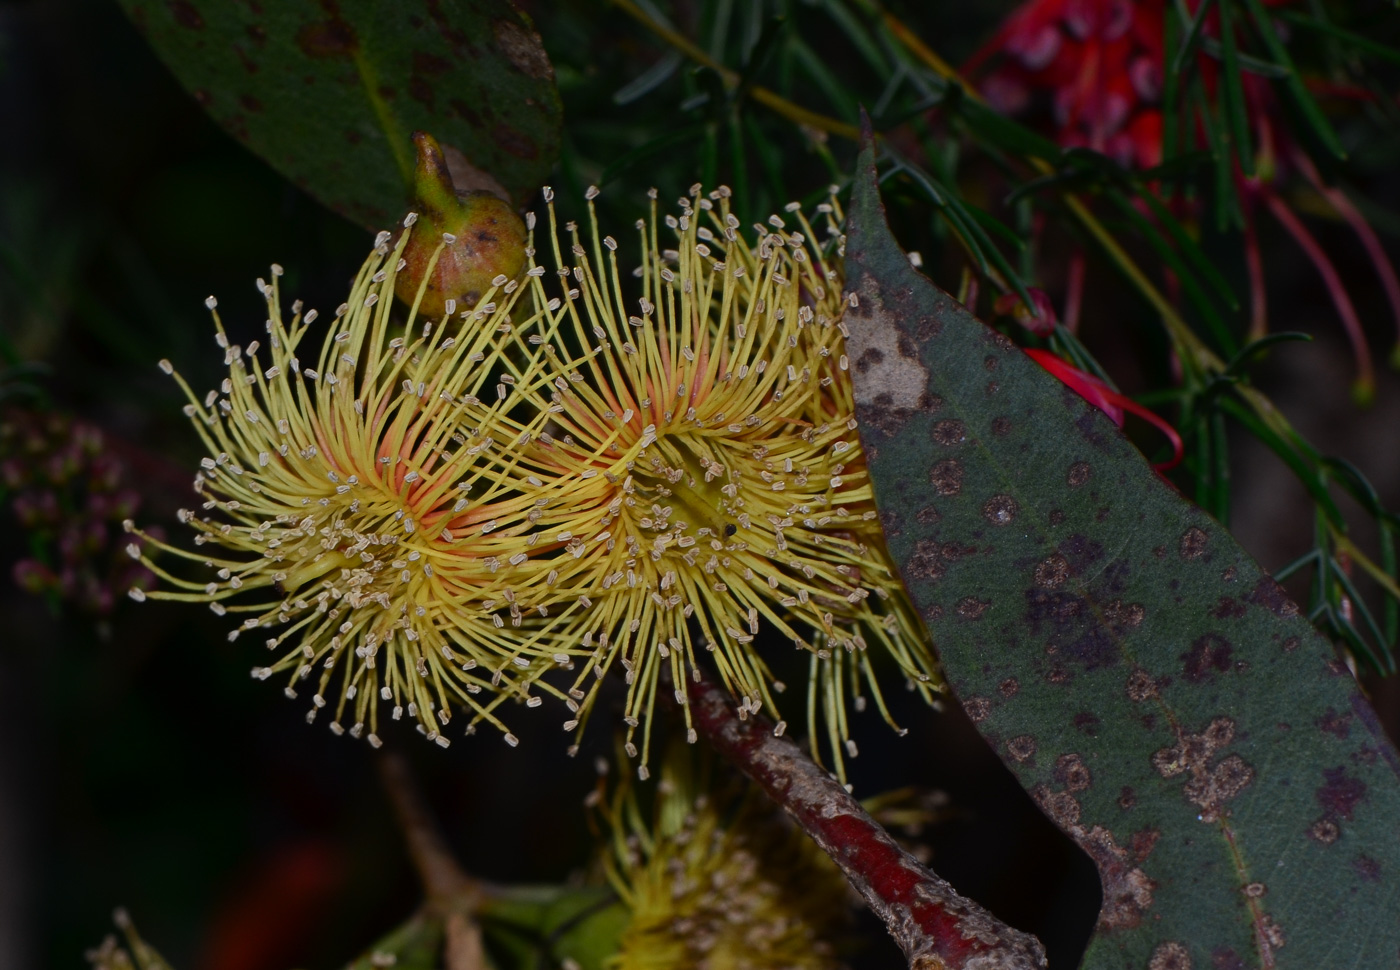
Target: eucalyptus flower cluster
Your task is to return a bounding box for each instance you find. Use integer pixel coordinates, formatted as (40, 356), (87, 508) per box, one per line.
(128, 182), (938, 775)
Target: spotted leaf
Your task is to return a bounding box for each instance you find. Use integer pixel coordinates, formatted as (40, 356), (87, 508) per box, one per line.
(845, 140), (1400, 969)
(118, 0), (562, 227)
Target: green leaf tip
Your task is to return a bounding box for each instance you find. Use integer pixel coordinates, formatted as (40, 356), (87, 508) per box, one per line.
(844, 159), (1400, 970)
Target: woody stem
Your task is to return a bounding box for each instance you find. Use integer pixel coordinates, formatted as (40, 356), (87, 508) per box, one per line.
(686, 672), (1047, 970)
(376, 749), (482, 904)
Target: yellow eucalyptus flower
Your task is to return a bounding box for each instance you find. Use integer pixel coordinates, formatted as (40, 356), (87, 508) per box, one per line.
(504, 184), (937, 776)
(128, 183), (937, 771)
(596, 744), (851, 970)
(126, 220), (594, 745)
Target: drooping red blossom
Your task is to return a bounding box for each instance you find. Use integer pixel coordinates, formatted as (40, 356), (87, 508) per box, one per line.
(970, 0), (1400, 399)
(1025, 348), (1183, 469)
(967, 0), (1166, 170)
(995, 287), (1059, 335)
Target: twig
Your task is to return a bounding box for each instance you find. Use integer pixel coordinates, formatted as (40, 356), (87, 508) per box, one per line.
(376, 751), (488, 970)
(686, 674), (1047, 970)
(377, 750), (476, 900)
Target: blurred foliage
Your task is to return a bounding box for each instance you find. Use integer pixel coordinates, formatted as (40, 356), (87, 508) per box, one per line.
(2, 0), (1400, 968)
(114, 0), (563, 225)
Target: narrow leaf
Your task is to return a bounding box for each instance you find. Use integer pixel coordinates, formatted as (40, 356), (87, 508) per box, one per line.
(1238, 0), (1347, 158)
(1276, 10), (1400, 68)
(614, 50), (684, 105)
(1216, 0), (1255, 177)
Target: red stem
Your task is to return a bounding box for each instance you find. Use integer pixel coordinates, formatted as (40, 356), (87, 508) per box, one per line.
(686, 674), (1047, 970)
(1063, 251), (1085, 335)
(1293, 149), (1400, 356)
(1262, 190), (1375, 398)
(1243, 208), (1268, 342)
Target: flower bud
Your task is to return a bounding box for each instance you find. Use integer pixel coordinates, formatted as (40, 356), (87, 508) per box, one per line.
(994, 287), (1057, 335)
(394, 131), (526, 319)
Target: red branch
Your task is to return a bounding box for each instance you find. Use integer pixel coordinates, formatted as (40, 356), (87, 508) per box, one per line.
(686, 675), (1047, 970)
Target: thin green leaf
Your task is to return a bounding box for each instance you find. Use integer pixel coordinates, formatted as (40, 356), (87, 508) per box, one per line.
(1239, 0), (1348, 158)
(787, 36), (860, 120)
(1216, 0), (1256, 177)
(1211, 409), (1231, 523)
(1193, 82), (1242, 232)
(1197, 37), (1294, 78)
(614, 50), (684, 105)
(742, 113), (787, 207)
(1221, 331), (1312, 378)
(1171, 0), (1218, 75)
(1330, 560), (1392, 671)
(737, 15), (786, 84)
(1004, 167), (1106, 208)
(1218, 396), (1344, 527)
(706, 0), (734, 60)
(819, 0), (888, 76)
(727, 114), (750, 218)
(1133, 188), (1241, 310)
(1106, 189), (1239, 355)
(958, 100), (1064, 164)
(1162, 9), (1184, 181)
(1276, 10), (1400, 68)
(599, 124), (704, 185)
(1273, 548), (1320, 582)
(1381, 521), (1399, 647)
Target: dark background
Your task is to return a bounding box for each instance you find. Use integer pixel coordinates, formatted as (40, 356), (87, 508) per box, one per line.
(2, 2), (1398, 969)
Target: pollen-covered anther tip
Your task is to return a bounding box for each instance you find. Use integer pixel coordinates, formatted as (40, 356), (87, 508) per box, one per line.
(127, 587), (146, 603)
(204, 296), (218, 310)
(112, 907), (131, 929)
(271, 263), (284, 277)
(158, 359), (173, 375)
(125, 543), (140, 560)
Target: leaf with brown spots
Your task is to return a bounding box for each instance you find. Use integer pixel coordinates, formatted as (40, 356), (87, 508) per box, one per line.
(117, 0), (561, 227)
(844, 140), (1400, 969)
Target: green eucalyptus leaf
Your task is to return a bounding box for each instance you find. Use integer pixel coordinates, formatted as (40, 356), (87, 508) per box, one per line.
(342, 913), (443, 970)
(117, 0), (562, 228)
(844, 141), (1400, 969)
(479, 885), (626, 970)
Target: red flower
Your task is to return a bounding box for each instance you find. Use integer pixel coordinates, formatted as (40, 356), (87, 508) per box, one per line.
(1025, 348), (1183, 470)
(971, 0), (1400, 400)
(967, 0), (1166, 169)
